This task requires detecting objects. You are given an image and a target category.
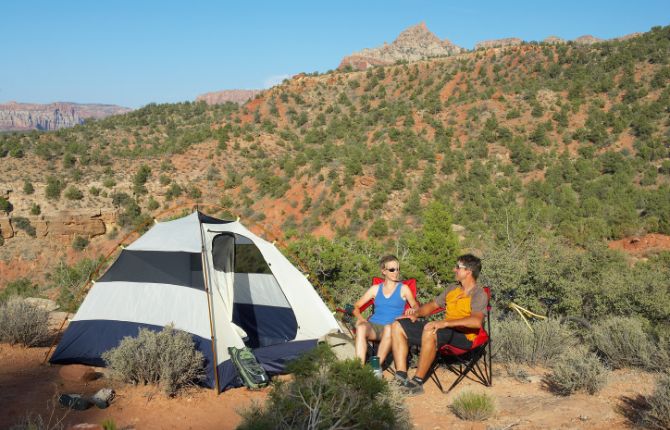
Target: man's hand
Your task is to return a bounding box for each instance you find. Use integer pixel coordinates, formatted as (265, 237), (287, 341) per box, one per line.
(423, 320), (448, 335)
(396, 314), (418, 322)
(404, 307), (418, 317)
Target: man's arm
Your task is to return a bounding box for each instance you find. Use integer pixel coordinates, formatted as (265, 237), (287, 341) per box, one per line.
(400, 300), (439, 321)
(425, 311), (484, 333)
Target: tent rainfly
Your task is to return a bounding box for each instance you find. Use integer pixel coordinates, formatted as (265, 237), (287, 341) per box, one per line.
(50, 211), (340, 391)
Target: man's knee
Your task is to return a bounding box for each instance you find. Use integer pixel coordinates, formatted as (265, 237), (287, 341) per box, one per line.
(420, 328), (437, 348)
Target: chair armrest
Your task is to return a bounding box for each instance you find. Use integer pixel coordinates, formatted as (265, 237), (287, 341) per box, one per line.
(429, 307), (445, 317)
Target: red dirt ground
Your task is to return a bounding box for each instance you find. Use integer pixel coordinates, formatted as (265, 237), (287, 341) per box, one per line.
(0, 344), (654, 430)
(609, 233), (670, 256)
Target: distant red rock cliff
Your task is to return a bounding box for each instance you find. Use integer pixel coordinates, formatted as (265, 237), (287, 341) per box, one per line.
(196, 89), (263, 105)
(0, 101), (131, 131)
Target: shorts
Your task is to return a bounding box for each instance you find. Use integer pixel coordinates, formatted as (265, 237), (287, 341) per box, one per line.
(397, 319), (472, 350)
(368, 322), (387, 339)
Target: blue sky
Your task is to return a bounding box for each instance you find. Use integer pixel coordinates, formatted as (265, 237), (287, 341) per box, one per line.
(2, 1), (668, 108)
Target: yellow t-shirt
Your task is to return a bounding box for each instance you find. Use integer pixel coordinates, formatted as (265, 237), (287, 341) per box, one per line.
(435, 284), (487, 341)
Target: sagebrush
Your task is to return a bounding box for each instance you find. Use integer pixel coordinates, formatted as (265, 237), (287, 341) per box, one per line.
(0, 297), (50, 346)
(590, 316), (669, 371)
(638, 372), (670, 430)
(545, 347), (608, 396)
(102, 325), (204, 396)
(492, 318), (575, 366)
(237, 343), (412, 430)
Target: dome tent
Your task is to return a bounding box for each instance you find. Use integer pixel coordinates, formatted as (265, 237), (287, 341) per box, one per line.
(49, 211), (340, 391)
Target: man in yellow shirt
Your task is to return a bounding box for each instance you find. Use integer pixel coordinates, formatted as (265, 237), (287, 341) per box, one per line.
(391, 254), (487, 395)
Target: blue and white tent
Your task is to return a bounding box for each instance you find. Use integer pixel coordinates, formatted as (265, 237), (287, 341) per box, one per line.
(50, 211), (340, 391)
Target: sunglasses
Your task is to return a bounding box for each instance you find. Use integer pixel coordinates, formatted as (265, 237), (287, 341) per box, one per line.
(385, 267), (399, 273)
(454, 264), (468, 270)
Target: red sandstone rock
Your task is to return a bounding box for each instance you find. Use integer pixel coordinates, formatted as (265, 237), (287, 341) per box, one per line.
(196, 89), (263, 105)
(0, 102), (131, 132)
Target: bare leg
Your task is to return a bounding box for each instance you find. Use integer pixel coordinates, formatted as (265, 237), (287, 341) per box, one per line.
(376, 325), (393, 365)
(414, 327), (438, 379)
(391, 321), (409, 372)
(355, 322), (377, 364)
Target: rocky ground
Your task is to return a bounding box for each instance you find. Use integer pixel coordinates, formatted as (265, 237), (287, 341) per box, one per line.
(0, 343), (654, 430)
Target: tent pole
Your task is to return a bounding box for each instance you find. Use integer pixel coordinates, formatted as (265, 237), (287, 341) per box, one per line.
(200, 225), (221, 393)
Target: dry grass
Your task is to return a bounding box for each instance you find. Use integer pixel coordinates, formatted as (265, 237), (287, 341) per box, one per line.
(450, 391), (496, 421)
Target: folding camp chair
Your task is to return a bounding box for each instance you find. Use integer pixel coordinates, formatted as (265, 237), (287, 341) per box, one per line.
(427, 286), (492, 393)
(336, 278), (417, 364)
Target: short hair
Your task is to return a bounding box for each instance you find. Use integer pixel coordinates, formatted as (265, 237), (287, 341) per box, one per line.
(457, 254), (482, 280)
(379, 255), (399, 269)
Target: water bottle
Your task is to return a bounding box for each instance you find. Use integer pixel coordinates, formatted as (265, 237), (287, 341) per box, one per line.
(370, 356), (382, 379)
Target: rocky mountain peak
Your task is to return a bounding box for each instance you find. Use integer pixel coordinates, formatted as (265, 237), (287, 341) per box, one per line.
(339, 22), (464, 70)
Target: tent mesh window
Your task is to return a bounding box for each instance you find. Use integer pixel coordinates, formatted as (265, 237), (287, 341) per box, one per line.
(210, 235), (298, 349)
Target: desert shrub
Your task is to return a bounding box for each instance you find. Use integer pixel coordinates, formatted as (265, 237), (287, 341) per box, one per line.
(0, 297), (50, 346)
(102, 177), (116, 188)
(12, 216), (36, 237)
(102, 325), (204, 396)
(0, 196), (13, 214)
(52, 258), (100, 312)
(237, 344), (411, 430)
(64, 186), (84, 200)
(23, 180), (35, 195)
(147, 196), (160, 210)
(638, 372), (670, 430)
(0, 278), (39, 303)
(30, 203), (41, 215)
(45, 176), (64, 200)
(450, 391), (495, 421)
(492, 318), (575, 366)
(72, 236), (89, 251)
(545, 347), (608, 396)
(590, 316), (663, 370)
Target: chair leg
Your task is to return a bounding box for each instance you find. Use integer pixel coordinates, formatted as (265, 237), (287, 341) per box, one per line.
(427, 358), (445, 393)
(431, 346), (492, 393)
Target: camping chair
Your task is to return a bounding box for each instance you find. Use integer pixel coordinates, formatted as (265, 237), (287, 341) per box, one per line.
(336, 278), (417, 364)
(426, 286), (492, 393)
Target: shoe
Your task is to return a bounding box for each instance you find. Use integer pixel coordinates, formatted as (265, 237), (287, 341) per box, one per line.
(399, 378), (424, 396)
(90, 388), (115, 409)
(393, 373), (409, 386)
(58, 394), (93, 410)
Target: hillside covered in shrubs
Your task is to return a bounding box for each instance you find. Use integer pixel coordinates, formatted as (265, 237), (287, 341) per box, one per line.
(0, 26), (669, 336)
